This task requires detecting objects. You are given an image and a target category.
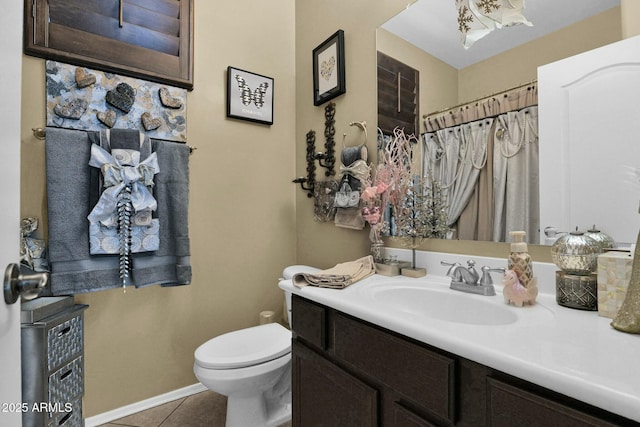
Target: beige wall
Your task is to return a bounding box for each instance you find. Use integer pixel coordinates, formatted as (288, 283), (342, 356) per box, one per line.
(296, 4), (622, 265)
(622, 0), (640, 38)
(293, 0), (534, 265)
(294, 0), (412, 268)
(459, 7), (621, 102)
(16, 0), (639, 418)
(20, 0), (296, 416)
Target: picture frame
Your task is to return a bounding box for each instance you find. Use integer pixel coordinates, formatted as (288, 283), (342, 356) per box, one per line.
(226, 66), (274, 125)
(313, 30), (346, 106)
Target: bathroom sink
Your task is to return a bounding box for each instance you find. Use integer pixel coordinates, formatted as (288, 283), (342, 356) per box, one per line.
(359, 279), (553, 326)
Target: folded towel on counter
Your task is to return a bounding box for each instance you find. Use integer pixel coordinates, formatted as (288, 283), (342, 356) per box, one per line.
(292, 256), (375, 289)
(45, 127), (191, 295)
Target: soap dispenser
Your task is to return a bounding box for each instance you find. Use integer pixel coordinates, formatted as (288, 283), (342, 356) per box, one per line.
(508, 231), (534, 288)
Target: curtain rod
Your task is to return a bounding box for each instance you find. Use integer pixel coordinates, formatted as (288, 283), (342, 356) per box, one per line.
(423, 79), (537, 119)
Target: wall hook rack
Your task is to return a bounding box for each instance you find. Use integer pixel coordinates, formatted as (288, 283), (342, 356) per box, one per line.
(344, 120), (368, 147)
(349, 120), (367, 136)
(319, 102), (337, 176)
(315, 151), (333, 170)
(292, 130), (317, 198)
(292, 177), (315, 194)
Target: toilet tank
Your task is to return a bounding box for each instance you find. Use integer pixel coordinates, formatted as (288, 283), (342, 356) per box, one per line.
(280, 265), (320, 328)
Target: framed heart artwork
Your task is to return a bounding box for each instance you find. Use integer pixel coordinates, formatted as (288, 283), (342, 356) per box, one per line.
(313, 30), (346, 106)
(226, 66), (274, 125)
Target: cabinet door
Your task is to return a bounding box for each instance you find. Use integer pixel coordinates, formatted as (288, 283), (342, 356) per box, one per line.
(392, 402), (437, 427)
(538, 35), (640, 244)
(292, 341), (378, 427)
(334, 313), (456, 423)
(487, 378), (618, 427)
(291, 295), (327, 350)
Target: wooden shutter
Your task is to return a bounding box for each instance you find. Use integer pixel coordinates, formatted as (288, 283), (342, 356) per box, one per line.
(24, 0), (194, 90)
(377, 51), (419, 136)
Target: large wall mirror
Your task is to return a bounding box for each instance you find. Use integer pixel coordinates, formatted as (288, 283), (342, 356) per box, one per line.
(376, 0), (631, 245)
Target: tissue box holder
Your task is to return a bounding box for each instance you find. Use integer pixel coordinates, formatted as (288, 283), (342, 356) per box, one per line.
(597, 251), (633, 319)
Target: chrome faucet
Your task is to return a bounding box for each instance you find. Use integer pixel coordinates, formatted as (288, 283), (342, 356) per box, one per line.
(441, 260), (504, 296)
(442, 260), (479, 285)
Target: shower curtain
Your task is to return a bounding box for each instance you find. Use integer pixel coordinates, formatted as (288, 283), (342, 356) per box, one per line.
(422, 106), (539, 243)
(423, 118), (492, 230)
(492, 107), (539, 243)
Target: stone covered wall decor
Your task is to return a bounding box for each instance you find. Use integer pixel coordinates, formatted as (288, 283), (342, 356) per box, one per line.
(46, 61), (187, 142)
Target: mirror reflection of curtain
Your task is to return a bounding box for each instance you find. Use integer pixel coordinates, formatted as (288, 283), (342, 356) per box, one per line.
(492, 107), (539, 243)
(422, 85), (538, 243)
(425, 84), (537, 132)
(423, 118), (491, 229)
(456, 124), (495, 241)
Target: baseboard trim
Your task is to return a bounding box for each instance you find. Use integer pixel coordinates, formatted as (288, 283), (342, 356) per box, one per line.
(84, 383), (208, 427)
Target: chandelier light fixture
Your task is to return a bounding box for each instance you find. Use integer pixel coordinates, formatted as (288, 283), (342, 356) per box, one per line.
(456, 0), (533, 49)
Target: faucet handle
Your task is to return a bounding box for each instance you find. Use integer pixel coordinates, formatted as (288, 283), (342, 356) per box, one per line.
(479, 266), (506, 286)
(440, 260), (460, 277)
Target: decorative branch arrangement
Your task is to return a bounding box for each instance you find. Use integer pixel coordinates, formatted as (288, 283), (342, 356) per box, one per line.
(398, 174), (451, 241)
(361, 128), (414, 258)
(395, 174), (450, 269)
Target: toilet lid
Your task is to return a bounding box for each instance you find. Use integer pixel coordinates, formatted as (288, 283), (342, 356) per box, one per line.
(282, 265), (320, 280)
(195, 323), (291, 369)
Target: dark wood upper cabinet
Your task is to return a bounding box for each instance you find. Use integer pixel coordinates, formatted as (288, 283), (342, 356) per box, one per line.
(24, 0), (194, 90)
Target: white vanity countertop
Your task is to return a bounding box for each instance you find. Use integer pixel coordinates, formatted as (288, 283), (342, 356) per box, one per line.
(279, 250), (640, 423)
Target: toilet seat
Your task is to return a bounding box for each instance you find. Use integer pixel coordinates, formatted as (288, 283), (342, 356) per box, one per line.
(195, 323), (291, 369)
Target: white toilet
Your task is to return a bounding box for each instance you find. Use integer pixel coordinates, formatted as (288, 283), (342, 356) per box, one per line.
(193, 265), (318, 427)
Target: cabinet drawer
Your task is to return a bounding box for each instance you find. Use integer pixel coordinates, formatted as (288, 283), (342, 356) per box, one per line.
(487, 377), (618, 427)
(334, 313), (455, 423)
(292, 296), (327, 350)
(47, 398), (82, 427)
(47, 316), (83, 371)
(49, 356), (83, 411)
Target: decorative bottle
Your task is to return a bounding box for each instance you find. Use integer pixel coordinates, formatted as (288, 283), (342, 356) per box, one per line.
(508, 231), (534, 288)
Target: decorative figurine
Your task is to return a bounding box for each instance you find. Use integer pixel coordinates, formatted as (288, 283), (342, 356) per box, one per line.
(502, 269), (538, 307)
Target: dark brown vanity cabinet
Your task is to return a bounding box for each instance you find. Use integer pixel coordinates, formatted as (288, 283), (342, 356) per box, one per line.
(291, 295), (639, 427)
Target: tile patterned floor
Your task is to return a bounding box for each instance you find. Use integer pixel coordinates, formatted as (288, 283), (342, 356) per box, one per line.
(97, 390), (292, 427)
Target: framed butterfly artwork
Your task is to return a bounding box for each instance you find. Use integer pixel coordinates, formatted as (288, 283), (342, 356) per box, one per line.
(226, 66), (274, 125)
(313, 30), (346, 106)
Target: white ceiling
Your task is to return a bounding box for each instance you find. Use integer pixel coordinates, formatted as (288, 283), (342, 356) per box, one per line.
(381, 0), (620, 69)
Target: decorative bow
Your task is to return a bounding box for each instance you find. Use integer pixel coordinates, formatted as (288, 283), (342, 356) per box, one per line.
(87, 143), (160, 227)
(339, 159), (371, 184)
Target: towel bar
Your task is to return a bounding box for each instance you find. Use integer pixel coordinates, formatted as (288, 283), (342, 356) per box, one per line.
(32, 127), (197, 154)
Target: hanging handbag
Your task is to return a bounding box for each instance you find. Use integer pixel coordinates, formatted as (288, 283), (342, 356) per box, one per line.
(334, 179), (360, 208)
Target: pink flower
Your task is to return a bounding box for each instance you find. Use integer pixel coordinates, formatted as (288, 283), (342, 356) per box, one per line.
(361, 186), (378, 202)
(362, 206), (381, 225)
(375, 182), (388, 194)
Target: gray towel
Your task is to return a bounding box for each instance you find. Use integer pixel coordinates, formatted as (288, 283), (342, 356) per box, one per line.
(45, 127), (191, 294)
